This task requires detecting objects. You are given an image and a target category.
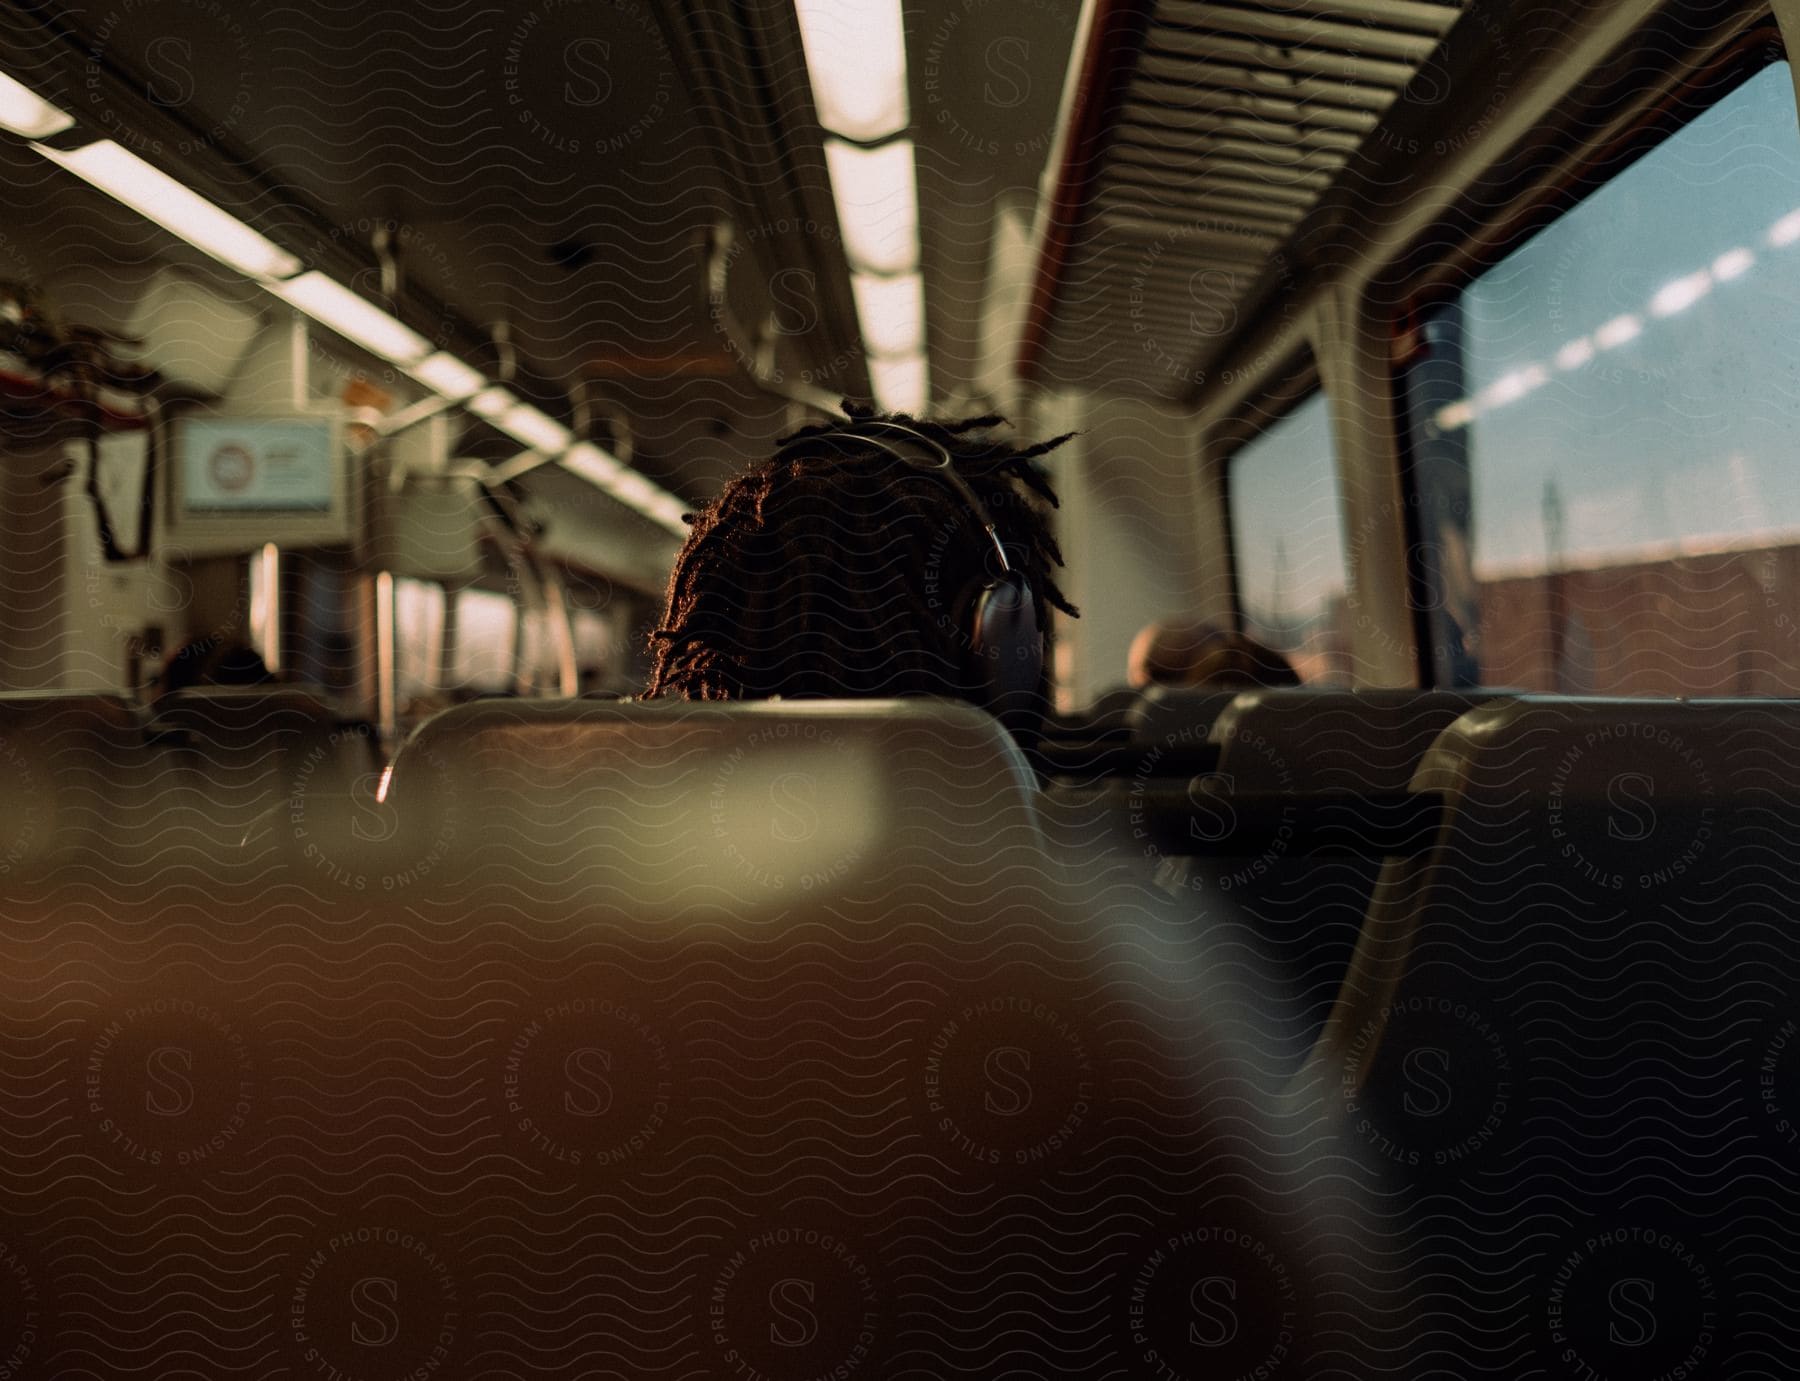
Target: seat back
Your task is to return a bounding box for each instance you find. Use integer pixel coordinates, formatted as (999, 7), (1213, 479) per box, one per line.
(1127, 685), (1246, 760)
(1183, 689), (1494, 1075)
(1314, 697), (1800, 1375)
(0, 692), (152, 889)
(1043, 685), (1139, 740)
(145, 687), (383, 889)
(1208, 687), (1491, 794)
(377, 697), (1044, 915)
(0, 693), (1393, 1375)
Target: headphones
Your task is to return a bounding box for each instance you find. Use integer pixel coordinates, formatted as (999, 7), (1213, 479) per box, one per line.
(774, 419), (1044, 720)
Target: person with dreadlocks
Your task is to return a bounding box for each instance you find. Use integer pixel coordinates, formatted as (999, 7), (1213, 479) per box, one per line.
(643, 404), (1077, 739)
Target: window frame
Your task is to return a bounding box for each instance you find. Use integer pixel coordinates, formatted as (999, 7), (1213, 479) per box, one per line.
(1389, 22), (1788, 687)
(1217, 355), (1348, 674)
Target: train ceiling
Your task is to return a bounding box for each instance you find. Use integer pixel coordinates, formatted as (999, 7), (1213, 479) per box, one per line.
(1020, 0), (1471, 400)
(0, 0), (1081, 506)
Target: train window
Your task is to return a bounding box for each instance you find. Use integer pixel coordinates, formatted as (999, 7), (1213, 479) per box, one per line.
(450, 587), (516, 695)
(571, 608), (615, 686)
(516, 603), (561, 693)
(1408, 60), (1800, 693)
(1227, 390), (1350, 684)
(393, 577), (445, 712)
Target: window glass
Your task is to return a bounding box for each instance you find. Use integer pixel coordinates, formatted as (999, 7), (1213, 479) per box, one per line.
(571, 609), (615, 686)
(451, 587), (516, 695)
(1228, 390), (1350, 684)
(516, 603), (560, 693)
(1410, 61), (1800, 693)
(393, 577), (444, 711)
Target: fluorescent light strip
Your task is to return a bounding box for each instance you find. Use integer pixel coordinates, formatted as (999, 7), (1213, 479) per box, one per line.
(1648, 270), (1710, 318)
(1712, 247), (1754, 281)
(407, 351), (485, 401)
(1594, 313), (1642, 350)
(21, 112), (686, 534)
(869, 353), (927, 414)
(1555, 337), (1595, 371)
(794, 0), (909, 142)
(851, 271), (924, 357)
(496, 402), (572, 453)
(0, 71), (73, 138)
(646, 494), (691, 534)
(466, 386), (517, 420)
(562, 442), (624, 486)
(33, 139), (301, 280)
(824, 139), (919, 275)
(608, 471), (658, 507)
(561, 444), (687, 533)
(273, 271), (430, 364)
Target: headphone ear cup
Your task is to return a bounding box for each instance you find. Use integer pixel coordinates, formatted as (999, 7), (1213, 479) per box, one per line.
(969, 573), (1042, 718)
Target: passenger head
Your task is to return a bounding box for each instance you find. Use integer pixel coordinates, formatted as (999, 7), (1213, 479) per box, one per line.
(644, 405), (1078, 730)
(1127, 619), (1300, 691)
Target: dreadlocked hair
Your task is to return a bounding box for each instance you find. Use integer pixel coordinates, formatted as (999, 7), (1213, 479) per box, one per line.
(643, 403), (1078, 707)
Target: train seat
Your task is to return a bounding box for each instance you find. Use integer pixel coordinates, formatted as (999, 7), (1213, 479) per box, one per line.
(1034, 687), (1242, 864)
(1043, 684), (1138, 740)
(1035, 685), (1238, 785)
(1311, 697), (1800, 1375)
(375, 696), (1045, 915)
(1126, 685), (1246, 761)
(1210, 688), (1493, 795)
(1152, 688), (1497, 1081)
(141, 686), (383, 888)
(0, 692), (154, 890)
(0, 694), (1390, 1378)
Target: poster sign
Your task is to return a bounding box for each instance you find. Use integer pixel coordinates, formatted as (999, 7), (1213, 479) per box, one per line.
(179, 416), (337, 513)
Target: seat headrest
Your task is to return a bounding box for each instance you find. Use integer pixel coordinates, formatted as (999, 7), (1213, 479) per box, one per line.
(1210, 688), (1491, 794)
(376, 698), (1041, 913)
(0, 694), (147, 880)
(149, 686), (342, 734)
(1125, 686), (1246, 746)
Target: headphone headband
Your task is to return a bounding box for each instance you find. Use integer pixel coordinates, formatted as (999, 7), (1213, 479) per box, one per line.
(776, 421), (1014, 574)
(770, 417), (1045, 731)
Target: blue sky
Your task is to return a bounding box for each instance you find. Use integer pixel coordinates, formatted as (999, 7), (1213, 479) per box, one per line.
(1462, 61), (1800, 576)
(1232, 62), (1800, 625)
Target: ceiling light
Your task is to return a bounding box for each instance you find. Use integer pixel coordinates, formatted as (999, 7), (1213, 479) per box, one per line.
(1711, 247), (1754, 281)
(34, 139), (300, 280)
(646, 494), (691, 534)
(1555, 337), (1595, 371)
(407, 352), (485, 401)
(273, 271), (430, 363)
(794, 0), (909, 142)
(1434, 401), (1475, 431)
(869, 353), (926, 414)
(825, 138), (919, 275)
(1480, 364), (1548, 408)
(1649, 271), (1711, 318)
(0, 71), (73, 138)
(1593, 314), (1642, 350)
(607, 471), (658, 507)
(562, 441), (624, 486)
(851, 272), (924, 357)
(495, 402), (572, 453)
(1768, 208), (1800, 248)
(466, 386), (516, 420)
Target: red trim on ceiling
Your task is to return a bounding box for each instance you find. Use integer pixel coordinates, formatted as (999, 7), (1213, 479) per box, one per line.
(1014, 0), (1157, 382)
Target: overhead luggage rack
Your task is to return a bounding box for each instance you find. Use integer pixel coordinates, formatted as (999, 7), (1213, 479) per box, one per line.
(1019, 0), (1469, 396)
